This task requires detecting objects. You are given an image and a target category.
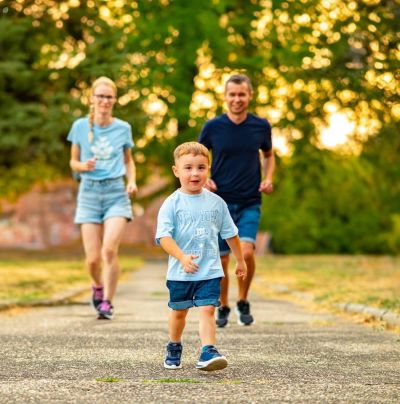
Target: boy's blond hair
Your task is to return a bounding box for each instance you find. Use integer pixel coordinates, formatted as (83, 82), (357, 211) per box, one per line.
(173, 142), (210, 163)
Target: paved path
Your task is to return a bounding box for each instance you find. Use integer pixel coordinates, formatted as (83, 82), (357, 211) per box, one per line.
(1, 261), (400, 403)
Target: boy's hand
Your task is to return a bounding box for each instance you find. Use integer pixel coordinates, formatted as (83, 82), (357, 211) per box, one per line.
(180, 254), (199, 273)
(235, 260), (247, 280)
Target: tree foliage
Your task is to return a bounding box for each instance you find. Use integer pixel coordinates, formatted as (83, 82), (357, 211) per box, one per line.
(0, 0), (398, 253)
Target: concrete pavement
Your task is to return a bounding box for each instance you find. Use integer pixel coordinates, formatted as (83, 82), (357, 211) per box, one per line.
(1, 261), (400, 403)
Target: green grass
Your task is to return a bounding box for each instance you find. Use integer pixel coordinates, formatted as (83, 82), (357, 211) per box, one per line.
(145, 378), (200, 383)
(0, 245), (143, 305)
(96, 377), (122, 383)
(254, 255), (400, 314)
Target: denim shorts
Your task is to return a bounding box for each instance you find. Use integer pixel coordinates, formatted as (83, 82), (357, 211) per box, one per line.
(219, 203), (261, 256)
(166, 277), (222, 310)
(75, 177), (133, 224)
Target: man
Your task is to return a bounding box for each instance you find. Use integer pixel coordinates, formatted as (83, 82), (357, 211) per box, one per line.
(198, 74), (275, 327)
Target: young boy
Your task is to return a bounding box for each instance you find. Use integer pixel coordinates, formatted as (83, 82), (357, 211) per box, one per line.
(156, 142), (247, 371)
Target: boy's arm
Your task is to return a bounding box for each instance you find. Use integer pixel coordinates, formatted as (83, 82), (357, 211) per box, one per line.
(225, 235), (247, 279)
(159, 236), (199, 274)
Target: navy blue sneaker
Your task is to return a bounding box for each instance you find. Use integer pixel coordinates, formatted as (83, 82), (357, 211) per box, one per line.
(235, 300), (254, 326)
(164, 342), (182, 369)
(195, 345), (227, 371)
(216, 306), (230, 328)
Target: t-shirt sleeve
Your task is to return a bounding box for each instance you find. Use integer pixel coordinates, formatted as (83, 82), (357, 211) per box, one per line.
(260, 120), (272, 151)
(155, 199), (175, 245)
(67, 120), (80, 145)
(219, 200), (238, 240)
(198, 122), (211, 149)
(124, 124), (134, 149)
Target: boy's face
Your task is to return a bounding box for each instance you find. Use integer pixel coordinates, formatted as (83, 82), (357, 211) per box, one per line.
(173, 153), (209, 194)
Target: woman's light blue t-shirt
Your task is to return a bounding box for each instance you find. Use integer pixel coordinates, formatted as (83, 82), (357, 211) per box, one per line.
(67, 117), (134, 180)
(156, 189), (238, 281)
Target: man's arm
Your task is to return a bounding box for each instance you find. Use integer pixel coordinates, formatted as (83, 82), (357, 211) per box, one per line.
(159, 237), (199, 273)
(259, 149), (275, 194)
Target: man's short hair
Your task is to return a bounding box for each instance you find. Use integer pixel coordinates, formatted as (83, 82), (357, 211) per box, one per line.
(225, 74), (253, 93)
(173, 142), (210, 163)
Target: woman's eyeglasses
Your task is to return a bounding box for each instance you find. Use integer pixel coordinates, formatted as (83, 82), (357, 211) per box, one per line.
(94, 94), (115, 101)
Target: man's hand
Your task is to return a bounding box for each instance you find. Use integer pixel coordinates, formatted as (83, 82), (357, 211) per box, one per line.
(204, 178), (217, 192)
(259, 179), (273, 194)
(180, 254), (199, 273)
(235, 259), (247, 280)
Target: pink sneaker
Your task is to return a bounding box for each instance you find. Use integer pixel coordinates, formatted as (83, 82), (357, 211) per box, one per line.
(97, 300), (114, 320)
(92, 286), (104, 312)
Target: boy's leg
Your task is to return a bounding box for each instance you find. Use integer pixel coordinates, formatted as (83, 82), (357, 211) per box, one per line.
(197, 305), (228, 371)
(199, 305), (216, 346)
(165, 309), (188, 369)
(219, 254), (230, 307)
(169, 309), (189, 342)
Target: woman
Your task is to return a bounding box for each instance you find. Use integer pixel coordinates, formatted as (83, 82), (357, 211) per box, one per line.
(67, 77), (137, 319)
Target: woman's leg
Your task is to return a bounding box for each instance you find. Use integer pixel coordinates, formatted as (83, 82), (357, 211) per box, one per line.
(169, 309), (189, 342)
(199, 305), (216, 346)
(102, 217), (128, 302)
(81, 223), (103, 286)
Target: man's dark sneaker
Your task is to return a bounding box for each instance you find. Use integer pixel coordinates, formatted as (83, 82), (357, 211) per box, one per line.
(196, 345), (228, 371)
(91, 285), (104, 312)
(216, 306), (230, 328)
(164, 342), (183, 369)
(235, 300), (254, 326)
(97, 300), (114, 320)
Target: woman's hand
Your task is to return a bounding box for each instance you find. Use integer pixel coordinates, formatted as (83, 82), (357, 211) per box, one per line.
(126, 181), (138, 197)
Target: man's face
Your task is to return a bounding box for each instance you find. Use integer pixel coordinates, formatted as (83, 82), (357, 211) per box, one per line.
(225, 81), (253, 116)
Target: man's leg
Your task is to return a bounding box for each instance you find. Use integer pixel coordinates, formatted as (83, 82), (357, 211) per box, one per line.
(238, 242), (255, 301)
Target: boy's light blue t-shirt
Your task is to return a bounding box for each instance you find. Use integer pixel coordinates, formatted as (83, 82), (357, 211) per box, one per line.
(67, 117), (134, 180)
(156, 189), (238, 281)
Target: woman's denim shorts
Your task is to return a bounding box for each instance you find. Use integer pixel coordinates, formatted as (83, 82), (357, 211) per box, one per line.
(166, 277), (222, 310)
(218, 203), (261, 256)
(75, 177), (133, 224)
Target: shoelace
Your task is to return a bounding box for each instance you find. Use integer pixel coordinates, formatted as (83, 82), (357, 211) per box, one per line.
(93, 288), (103, 300)
(99, 301), (111, 311)
(168, 345), (182, 358)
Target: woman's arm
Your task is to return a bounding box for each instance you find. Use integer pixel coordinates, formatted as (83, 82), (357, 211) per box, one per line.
(69, 144), (95, 172)
(124, 148), (138, 197)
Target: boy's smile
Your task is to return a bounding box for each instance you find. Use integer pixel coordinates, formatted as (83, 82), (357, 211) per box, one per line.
(173, 154), (209, 194)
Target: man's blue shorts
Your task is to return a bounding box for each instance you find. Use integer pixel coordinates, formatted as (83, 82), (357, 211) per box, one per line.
(166, 277), (222, 310)
(219, 203), (261, 256)
(75, 177), (133, 224)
